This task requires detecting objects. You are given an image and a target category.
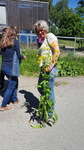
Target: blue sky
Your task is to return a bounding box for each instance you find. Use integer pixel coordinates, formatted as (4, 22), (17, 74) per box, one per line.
(52, 0), (79, 8)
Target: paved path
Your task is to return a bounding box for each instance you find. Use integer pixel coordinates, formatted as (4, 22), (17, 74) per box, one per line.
(0, 76), (84, 150)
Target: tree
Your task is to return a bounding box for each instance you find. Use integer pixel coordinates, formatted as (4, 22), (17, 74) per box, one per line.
(75, 0), (84, 17)
(54, 0), (69, 11)
(78, 0), (84, 6)
(49, 0), (84, 37)
(49, 0), (71, 26)
(49, 24), (59, 35)
(59, 11), (83, 37)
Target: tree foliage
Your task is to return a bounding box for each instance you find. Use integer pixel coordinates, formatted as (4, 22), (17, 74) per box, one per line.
(49, 0), (84, 37)
(59, 12), (83, 37)
(78, 0), (84, 6)
(32, 0), (84, 37)
(49, 0), (70, 26)
(75, 0), (84, 17)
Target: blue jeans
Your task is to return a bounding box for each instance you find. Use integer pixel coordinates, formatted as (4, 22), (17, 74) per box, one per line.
(38, 66), (58, 110)
(1, 67), (18, 107)
(0, 70), (4, 89)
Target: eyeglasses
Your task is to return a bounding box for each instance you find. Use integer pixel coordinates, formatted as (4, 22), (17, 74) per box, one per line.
(36, 30), (45, 35)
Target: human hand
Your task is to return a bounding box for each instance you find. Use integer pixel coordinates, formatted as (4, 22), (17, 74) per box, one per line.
(24, 56), (26, 59)
(44, 63), (54, 72)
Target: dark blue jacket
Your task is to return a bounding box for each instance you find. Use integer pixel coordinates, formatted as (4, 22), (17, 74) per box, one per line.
(1, 39), (24, 68)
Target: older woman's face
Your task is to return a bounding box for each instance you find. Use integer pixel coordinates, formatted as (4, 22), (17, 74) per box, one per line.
(35, 26), (47, 39)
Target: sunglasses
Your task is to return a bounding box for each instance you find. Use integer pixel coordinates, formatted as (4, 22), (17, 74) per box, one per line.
(36, 30), (45, 35)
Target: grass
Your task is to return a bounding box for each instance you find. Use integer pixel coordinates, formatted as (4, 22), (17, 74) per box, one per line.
(0, 39), (84, 77)
(58, 39), (84, 49)
(55, 81), (68, 86)
(20, 48), (84, 77)
(20, 48), (40, 77)
(58, 39), (75, 47)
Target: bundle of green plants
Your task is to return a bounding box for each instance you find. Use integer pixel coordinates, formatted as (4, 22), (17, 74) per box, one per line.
(28, 51), (58, 128)
(30, 69), (58, 128)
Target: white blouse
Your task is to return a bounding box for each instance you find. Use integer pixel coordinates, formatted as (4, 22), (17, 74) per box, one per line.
(38, 33), (58, 67)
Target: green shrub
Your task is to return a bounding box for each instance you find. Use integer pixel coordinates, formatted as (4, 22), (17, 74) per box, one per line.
(20, 49), (84, 77)
(58, 55), (84, 77)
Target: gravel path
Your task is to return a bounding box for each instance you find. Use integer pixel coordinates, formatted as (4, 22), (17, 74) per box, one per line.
(0, 75), (84, 150)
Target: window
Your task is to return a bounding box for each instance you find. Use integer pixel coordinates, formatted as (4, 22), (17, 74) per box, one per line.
(0, 6), (6, 26)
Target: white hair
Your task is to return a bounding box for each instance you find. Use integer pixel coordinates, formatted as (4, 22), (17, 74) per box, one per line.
(34, 20), (49, 32)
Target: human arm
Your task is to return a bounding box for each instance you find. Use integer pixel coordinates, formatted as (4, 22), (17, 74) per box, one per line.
(45, 36), (60, 72)
(14, 39), (26, 60)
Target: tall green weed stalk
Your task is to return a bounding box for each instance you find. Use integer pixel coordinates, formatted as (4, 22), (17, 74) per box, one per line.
(30, 68), (58, 128)
(38, 69), (58, 126)
(29, 49), (58, 128)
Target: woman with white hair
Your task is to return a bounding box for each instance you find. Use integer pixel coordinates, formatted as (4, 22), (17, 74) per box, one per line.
(34, 20), (60, 111)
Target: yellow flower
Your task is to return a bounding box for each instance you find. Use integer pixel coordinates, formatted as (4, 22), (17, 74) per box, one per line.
(37, 61), (40, 64)
(46, 48), (50, 50)
(58, 65), (61, 69)
(36, 54), (39, 57)
(50, 43), (56, 47)
(53, 49), (60, 53)
(56, 53), (59, 57)
(41, 47), (45, 50)
(44, 68), (48, 72)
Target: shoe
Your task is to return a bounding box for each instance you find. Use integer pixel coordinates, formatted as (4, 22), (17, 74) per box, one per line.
(13, 99), (20, 105)
(0, 105), (13, 111)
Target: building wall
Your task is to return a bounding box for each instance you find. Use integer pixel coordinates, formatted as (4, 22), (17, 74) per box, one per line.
(0, 0), (49, 32)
